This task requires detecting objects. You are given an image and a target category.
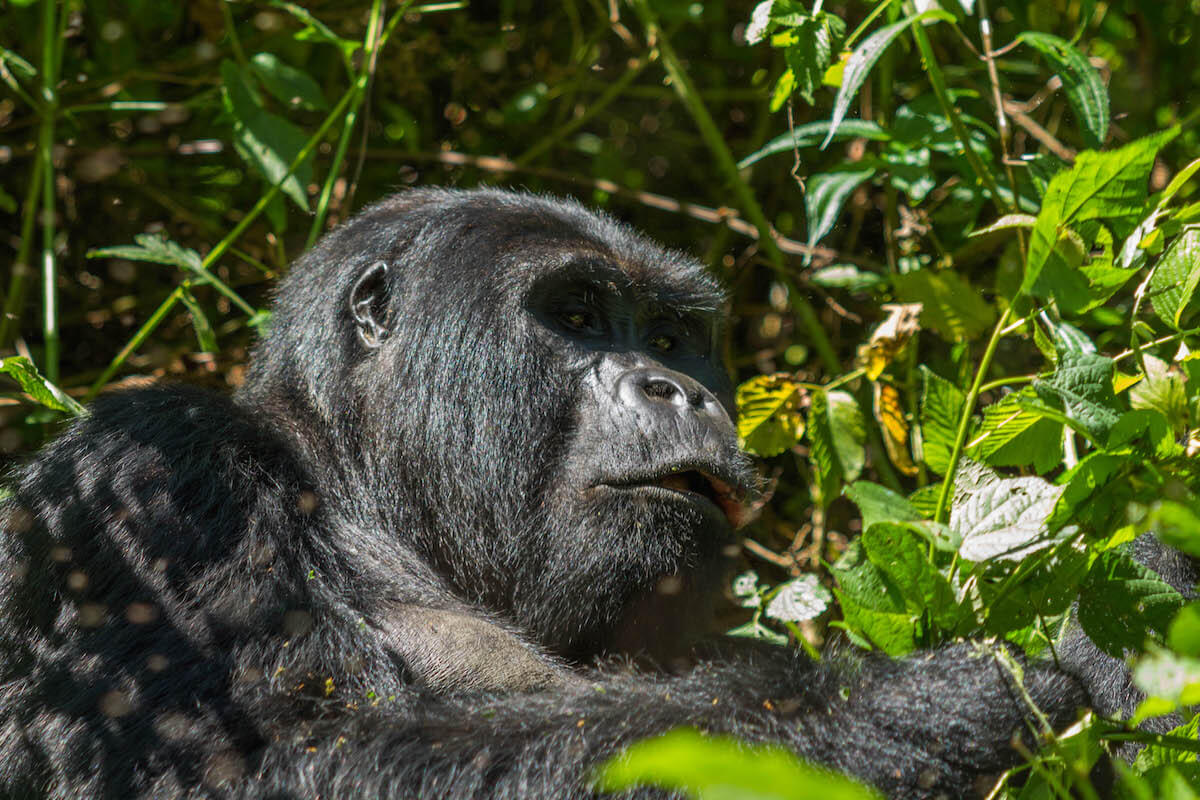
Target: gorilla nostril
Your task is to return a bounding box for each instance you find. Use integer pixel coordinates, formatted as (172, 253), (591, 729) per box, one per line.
(642, 379), (680, 402)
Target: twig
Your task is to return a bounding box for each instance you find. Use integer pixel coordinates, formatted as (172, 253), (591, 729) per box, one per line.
(1002, 98), (1077, 162)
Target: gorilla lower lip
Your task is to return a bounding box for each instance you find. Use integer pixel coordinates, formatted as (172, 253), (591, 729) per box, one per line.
(631, 470), (748, 528)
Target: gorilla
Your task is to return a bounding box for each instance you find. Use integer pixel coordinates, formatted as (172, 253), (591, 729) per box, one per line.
(0, 188), (1097, 798)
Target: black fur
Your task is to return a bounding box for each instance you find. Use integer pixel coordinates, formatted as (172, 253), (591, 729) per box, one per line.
(1, 189), (1088, 798)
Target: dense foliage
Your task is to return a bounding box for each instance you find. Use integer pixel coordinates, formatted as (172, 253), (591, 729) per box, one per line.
(2, 0), (1200, 796)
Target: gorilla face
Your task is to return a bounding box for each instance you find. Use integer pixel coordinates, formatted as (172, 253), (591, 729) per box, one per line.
(243, 189), (756, 659)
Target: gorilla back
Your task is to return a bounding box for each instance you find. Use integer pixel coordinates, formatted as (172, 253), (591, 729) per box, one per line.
(0, 189), (1086, 798)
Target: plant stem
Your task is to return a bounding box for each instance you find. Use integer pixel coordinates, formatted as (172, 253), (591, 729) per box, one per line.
(630, 0), (840, 375)
(305, 0), (390, 249)
(933, 304), (1013, 523)
(38, 0), (61, 382)
(0, 155), (43, 350)
(905, 1), (1002, 202)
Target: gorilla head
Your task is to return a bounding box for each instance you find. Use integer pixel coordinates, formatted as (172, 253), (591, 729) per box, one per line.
(239, 189), (757, 660)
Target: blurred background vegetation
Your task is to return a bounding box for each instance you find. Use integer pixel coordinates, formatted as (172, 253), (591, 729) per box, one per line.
(2, 0), (1199, 637)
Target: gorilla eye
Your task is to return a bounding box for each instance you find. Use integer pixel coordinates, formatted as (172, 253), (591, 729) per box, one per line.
(649, 334), (675, 353)
(559, 310), (599, 333)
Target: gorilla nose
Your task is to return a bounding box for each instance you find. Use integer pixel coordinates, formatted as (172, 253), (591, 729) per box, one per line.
(616, 367), (730, 426)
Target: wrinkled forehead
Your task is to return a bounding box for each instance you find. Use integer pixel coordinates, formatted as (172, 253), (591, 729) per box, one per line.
(424, 197), (727, 315)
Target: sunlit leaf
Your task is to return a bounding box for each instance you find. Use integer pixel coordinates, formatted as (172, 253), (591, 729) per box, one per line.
(874, 382), (918, 477)
(0, 357), (86, 416)
(736, 374), (804, 457)
(1148, 226), (1200, 330)
(738, 119), (888, 168)
(919, 366), (965, 476)
(950, 459), (1065, 562)
(594, 727), (879, 800)
(765, 574), (831, 622)
(821, 8), (954, 149)
(857, 303), (922, 380)
(804, 167), (875, 250)
(893, 269), (995, 342)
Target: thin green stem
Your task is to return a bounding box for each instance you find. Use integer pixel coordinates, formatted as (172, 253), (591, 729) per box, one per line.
(306, 0), (390, 249)
(933, 304), (1013, 523)
(85, 88), (357, 400)
(219, 0), (249, 68)
(905, 2), (1002, 202)
(0, 155), (44, 349)
(39, 0), (61, 382)
(977, 373), (1035, 394)
(630, 0), (840, 375)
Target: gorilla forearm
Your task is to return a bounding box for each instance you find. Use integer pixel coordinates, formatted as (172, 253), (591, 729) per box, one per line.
(238, 646), (1082, 799)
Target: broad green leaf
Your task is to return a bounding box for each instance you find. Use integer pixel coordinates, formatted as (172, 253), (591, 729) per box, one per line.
(780, 14), (845, 105)
(1148, 227), (1200, 330)
(893, 268), (996, 342)
(250, 53), (329, 111)
(594, 728), (880, 800)
(1117, 157), (1200, 271)
(1144, 500), (1200, 559)
(1131, 715), (1200, 771)
(738, 119), (888, 169)
(0, 357), (86, 416)
(983, 545), (1089, 637)
(807, 389), (866, 505)
(804, 168), (876, 250)
(919, 366), (965, 475)
(967, 390), (1063, 474)
(821, 9), (954, 149)
(1080, 551), (1184, 657)
(1024, 129), (1178, 298)
(179, 287), (218, 353)
(1129, 354), (1188, 435)
(220, 59), (312, 212)
(765, 574), (832, 623)
(1046, 453), (1125, 534)
(831, 542), (916, 655)
(736, 374), (804, 457)
(863, 522), (960, 628)
(1017, 32), (1109, 148)
(950, 459), (1066, 562)
(1033, 350), (1121, 442)
(1169, 603), (1200, 658)
(845, 481), (921, 531)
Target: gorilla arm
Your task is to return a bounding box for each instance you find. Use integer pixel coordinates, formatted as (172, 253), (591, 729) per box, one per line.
(242, 637), (1085, 799)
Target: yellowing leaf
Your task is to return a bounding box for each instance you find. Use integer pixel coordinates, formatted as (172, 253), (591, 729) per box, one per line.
(875, 382), (918, 476)
(858, 303), (922, 380)
(736, 373), (805, 457)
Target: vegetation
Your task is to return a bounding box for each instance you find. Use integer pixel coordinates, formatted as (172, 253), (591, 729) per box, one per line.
(2, 0), (1200, 796)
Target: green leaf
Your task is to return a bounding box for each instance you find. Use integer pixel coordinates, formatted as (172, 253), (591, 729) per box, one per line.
(804, 168), (876, 250)
(1148, 227), (1200, 330)
(736, 374), (804, 457)
(807, 389), (867, 504)
(830, 541), (916, 655)
(1033, 350), (1121, 442)
(893, 268), (996, 342)
(1024, 129), (1178, 299)
(863, 522), (960, 628)
(821, 9), (954, 149)
(781, 14), (844, 106)
(738, 120), (888, 169)
(89, 232), (203, 272)
(809, 264), (886, 292)
(1130, 714), (1199, 772)
(919, 366), (965, 475)
(765, 574), (832, 623)
(1129, 354), (1189, 435)
(1144, 501), (1200, 559)
(1080, 551), (1184, 657)
(250, 53), (329, 111)
(845, 481), (922, 531)
(594, 728), (880, 800)
(1017, 32), (1109, 148)
(268, 0), (359, 61)
(179, 287), (218, 353)
(1169, 603), (1200, 658)
(967, 390), (1063, 474)
(220, 59), (313, 212)
(0, 357), (86, 416)
(950, 459), (1066, 562)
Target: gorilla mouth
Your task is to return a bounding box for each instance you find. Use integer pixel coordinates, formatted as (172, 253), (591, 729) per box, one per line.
(606, 468), (751, 529)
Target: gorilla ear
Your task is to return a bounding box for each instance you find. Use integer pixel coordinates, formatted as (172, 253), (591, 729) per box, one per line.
(349, 261), (390, 349)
